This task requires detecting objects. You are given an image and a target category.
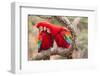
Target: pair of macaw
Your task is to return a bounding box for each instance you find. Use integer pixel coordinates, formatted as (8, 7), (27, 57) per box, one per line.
(36, 21), (72, 53)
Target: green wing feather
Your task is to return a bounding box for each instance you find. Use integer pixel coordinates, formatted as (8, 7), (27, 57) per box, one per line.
(38, 40), (42, 49)
(37, 34), (42, 49)
(64, 33), (72, 44)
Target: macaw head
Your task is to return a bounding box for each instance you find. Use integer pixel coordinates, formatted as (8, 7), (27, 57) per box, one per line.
(36, 21), (50, 28)
(36, 21), (51, 33)
(36, 21), (70, 36)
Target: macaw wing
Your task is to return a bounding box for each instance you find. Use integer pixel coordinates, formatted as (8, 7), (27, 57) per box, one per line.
(37, 32), (54, 52)
(38, 40), (42, 49)
(63, 31), (72, 44)
(37, 34), (42, 49)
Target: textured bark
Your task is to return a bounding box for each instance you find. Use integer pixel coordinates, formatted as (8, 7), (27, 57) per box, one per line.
(32, 48), (73, 60)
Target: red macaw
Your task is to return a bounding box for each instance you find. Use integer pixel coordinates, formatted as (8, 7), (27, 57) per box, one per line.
(36, 27), (54, 53)
(36, 21), (72, 49)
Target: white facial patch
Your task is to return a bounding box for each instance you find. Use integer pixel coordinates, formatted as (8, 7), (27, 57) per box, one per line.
(47, 28), (51, 33)
(43, 27), (47, 31)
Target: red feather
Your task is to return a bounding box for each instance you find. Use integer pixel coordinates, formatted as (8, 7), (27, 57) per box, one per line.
(38, 31), (53, 52)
